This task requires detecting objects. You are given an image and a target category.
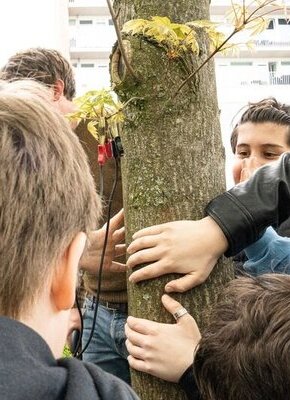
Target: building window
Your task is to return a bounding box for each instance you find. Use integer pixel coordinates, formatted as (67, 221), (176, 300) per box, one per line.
(230, 62), (253, 66)
(81, 63), (95, 68)
(80, 20), (93, 25)
(108, 19), (114, 25)
(278, 18), (290, 25)
(268, 62), (277, 73)
(96, 18), (106, 25)
(281, 61), (290, 66)
(70, 38), (76, 48)
(69, 19), (76, 26)
(267, 19), (274, 29)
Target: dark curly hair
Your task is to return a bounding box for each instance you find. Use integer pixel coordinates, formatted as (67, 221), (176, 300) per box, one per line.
(230, 98), (290, 153)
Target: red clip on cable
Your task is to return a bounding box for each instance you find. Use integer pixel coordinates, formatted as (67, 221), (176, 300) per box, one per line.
(105, 140), (113, 159)
(98, 144), (107, 166)
(98, 141), (113, 166)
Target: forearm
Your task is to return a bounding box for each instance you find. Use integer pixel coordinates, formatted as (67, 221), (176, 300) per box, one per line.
(206, 153), (290, 256)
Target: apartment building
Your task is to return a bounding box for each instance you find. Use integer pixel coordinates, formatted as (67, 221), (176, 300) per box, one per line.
(68, 0), (114, 93)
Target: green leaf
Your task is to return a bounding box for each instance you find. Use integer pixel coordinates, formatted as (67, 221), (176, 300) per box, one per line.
(247, 16), (270, 36)
(122, 19), (148, 35)
(87, 121), (99, 140)
(69, 89), (124, 143)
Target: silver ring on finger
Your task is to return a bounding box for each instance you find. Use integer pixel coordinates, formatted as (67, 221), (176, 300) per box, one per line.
(173, 307), (188, 321)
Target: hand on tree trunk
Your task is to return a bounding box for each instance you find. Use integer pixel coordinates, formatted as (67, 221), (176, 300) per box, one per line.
(125, 294), (201, 382)
(80, 209), (126, 273)
(127, 216), (228, 291)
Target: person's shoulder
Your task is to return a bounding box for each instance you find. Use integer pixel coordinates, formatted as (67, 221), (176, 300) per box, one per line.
(58, 357), (139, 400)
(85, 361), (139, 399)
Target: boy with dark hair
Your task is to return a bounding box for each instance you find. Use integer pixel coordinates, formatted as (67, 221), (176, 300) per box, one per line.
(229, 97), (290, 275)
(194, 274), (290, 400)
(231, 97), (290, 151)
(230, 97), (290, 191)
(0, 79), (138, 400)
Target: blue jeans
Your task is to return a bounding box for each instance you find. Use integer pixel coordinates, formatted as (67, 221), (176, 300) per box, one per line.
(82, 297), (130, 384)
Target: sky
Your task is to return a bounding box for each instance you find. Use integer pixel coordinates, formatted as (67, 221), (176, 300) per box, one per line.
(0, 0), (69, 67)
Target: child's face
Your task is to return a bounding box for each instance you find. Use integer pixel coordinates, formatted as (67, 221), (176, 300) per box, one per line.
(232, 122), (290, 184)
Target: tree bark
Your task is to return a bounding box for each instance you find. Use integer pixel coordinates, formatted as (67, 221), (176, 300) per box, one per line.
(111, 1), (234, 398)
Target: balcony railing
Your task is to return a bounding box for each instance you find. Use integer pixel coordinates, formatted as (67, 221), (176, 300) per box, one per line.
(254, 39), (290, 47)
(240, 75), (290, 85)
(270, 75), (290, 85)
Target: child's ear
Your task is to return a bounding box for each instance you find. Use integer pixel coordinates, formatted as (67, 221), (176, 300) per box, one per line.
(51, 232), (87, 311)
(53, 79), (65, 101)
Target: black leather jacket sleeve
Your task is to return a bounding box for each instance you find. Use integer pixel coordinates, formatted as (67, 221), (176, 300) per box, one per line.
(179, 365), (201, 400)
(205, 153), (290, 257)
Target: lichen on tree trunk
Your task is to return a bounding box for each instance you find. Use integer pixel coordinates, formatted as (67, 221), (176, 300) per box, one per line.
(110, 1), (234, 398)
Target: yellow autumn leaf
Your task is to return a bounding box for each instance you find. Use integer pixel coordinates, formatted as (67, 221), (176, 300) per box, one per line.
(246, 16), (270, 36)
(245, 40), (256, 50)
(226, 3), (246, 30)
(122, 19), (148, 35)
(69, 89), (124, 143)
(87, 121), (99, 140)
(209, 30), (227, 50)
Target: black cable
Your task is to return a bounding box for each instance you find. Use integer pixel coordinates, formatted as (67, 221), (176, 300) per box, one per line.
(72, 289), (84, 358)
(75, 157), (120, 358)
(99, 164), (104, 197)
(72, 163), (105, 358)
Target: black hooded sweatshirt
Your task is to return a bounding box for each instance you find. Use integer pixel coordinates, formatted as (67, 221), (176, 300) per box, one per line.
(0, 316), (139, 400)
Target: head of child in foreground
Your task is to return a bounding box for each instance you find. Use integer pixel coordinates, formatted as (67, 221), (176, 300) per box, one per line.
(0, 79), (101, 356)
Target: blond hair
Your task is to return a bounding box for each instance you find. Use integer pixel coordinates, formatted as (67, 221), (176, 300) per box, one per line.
(0, 80), (101, 318)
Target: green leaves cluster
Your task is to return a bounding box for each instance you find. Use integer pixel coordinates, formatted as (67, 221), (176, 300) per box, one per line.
(122, 16), (201, 58)
(68, 89), (124, 143)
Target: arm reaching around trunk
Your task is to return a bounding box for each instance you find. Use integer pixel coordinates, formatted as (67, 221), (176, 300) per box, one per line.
(127, 217), (228, 292)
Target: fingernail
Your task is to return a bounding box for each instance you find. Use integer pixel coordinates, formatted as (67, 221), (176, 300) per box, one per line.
(165, 285), (173, 293)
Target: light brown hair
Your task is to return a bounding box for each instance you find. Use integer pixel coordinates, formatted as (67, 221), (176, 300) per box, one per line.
(0, 80), (101, 318)
(0, 48), (76, 100)
(194, 274), (290, 400)
(230, 98), (290, 153)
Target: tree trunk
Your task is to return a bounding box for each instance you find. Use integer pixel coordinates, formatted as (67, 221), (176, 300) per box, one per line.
(111, 1), (234, 398)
